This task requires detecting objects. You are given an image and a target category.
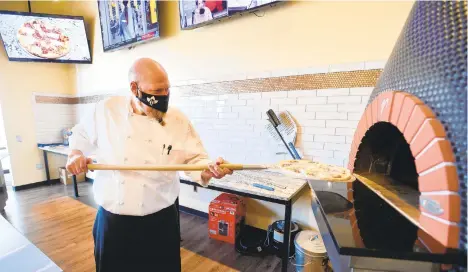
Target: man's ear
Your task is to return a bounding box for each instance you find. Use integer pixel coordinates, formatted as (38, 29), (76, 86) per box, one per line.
(130, 82), (138, 96)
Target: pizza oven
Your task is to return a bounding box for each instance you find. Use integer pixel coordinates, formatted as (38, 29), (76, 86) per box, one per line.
(310, 2), (466, 272)
(348, 0), (467, 252)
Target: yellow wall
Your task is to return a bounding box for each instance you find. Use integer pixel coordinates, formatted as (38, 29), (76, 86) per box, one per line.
(75, 0), (413, 95)
(0, 1), (79, 186)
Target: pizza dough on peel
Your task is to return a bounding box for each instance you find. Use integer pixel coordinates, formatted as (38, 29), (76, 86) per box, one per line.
(17, 19), (70, 59)
(279, 159), (354, 182)
(279, 159), (314, 173)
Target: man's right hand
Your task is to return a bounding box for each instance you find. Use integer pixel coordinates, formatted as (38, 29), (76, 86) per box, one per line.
(66, 150), (93, 175)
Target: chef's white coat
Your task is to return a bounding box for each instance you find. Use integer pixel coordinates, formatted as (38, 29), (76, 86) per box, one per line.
(69, 96), (212, 216)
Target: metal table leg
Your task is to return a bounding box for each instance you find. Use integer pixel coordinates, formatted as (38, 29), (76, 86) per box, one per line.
(43, 151), (50, 185)
(72, 175), (79, 198)
(282, 200), (292, 272)
(175, 197), (182, 241)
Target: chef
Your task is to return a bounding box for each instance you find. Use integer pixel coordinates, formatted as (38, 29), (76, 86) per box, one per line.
(66, 58), (233, 272)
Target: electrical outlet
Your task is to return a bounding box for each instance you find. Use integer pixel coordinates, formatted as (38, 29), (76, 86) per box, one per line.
(36, 164), (43, 170)
(16, 135), (22, 142)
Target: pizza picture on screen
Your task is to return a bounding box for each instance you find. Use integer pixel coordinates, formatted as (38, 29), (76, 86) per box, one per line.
(0, 11), (91, 63)
(17, 19), (70, 59)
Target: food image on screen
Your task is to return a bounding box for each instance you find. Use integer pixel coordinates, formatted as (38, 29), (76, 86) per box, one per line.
(98, 0), (160, 52)
(179, 0), (228, 29)
(0, 12), (91, 63)
(17, 19), (70, 59)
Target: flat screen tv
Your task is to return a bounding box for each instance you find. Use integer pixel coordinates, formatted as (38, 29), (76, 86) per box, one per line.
(179, 0), (282, 29)
(0, 11), (92, 64)
(98, 0), (160, 52)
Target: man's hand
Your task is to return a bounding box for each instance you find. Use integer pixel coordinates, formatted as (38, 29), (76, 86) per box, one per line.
(66, 150), (93, 175)
(201, 157), (233, 184)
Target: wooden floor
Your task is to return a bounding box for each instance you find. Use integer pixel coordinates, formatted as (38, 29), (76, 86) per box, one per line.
(1, 182), (292, 272)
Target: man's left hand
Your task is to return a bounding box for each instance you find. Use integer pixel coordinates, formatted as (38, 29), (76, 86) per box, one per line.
(201, 157), (233, 183)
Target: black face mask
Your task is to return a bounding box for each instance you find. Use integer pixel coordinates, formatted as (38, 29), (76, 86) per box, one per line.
(136, 87), (170, 113)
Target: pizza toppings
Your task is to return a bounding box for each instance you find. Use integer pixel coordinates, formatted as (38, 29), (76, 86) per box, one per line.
(40, 23), (51, 33)
(33, 30), (43, 40)
(59, 34), (69, 42)
(16, 19), (70, 59)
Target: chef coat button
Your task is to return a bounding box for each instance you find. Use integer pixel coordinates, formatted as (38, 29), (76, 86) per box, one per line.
(119, 201), (124, 205)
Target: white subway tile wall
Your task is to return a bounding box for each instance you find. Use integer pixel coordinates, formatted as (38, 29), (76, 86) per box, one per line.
(35, 86), (370, 169)
(172, 87), (368, 167)
(33, 103), (77, 144)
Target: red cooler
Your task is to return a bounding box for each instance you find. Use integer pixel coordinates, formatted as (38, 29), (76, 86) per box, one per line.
(208, 193), (246, 244)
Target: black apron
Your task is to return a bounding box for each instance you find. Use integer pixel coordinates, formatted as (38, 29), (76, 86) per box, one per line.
(93, 203), (181, 272)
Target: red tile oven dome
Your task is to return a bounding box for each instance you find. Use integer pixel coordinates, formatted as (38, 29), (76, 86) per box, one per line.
(348, 91), (460, 248)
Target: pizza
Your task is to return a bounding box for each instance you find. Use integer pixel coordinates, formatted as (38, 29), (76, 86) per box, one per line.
(279, 159), (353, 182)
(279, 159), (315, 173)
(279, 159), (314, 168)
(16, 19), (70, 59)
(304, 163), (353, 181)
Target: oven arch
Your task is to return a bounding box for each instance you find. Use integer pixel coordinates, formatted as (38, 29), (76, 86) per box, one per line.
(348, 91), (460, 248)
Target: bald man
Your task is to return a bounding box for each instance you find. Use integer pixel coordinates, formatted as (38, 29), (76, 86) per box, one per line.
(66, 58), (232, 272)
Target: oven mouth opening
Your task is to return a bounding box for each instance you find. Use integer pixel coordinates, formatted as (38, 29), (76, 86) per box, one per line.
(353, 122), (420, 250)
(354, 122), (419, 190)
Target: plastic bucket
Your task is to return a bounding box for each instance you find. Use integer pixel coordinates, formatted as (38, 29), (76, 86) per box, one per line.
(293, 230), (328, 272)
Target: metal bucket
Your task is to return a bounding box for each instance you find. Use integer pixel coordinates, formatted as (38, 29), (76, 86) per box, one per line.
(293, 230), (328, 272)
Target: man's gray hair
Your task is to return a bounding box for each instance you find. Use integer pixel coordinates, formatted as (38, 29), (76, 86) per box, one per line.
(128, 66), (138, 83)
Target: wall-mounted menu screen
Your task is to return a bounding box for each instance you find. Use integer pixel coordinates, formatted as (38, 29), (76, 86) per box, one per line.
(98, 0), (160, 52)
(0, 11), (91, 63)
(179, 0), (282, 29)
